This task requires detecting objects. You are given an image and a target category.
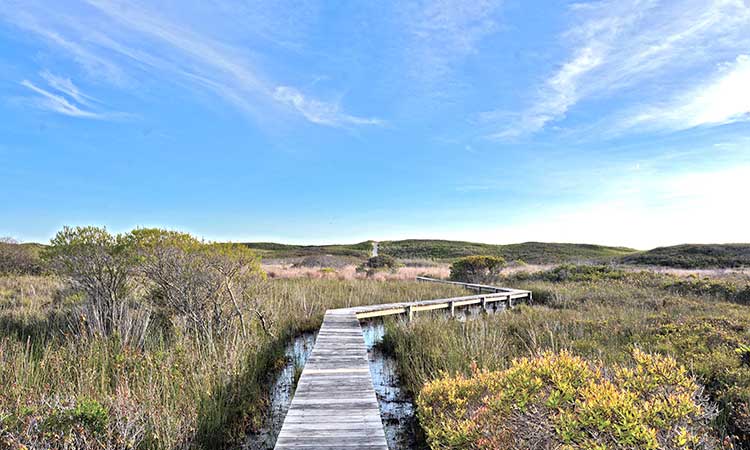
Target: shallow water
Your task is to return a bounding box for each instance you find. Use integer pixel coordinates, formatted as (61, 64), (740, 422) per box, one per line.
(242, 332), (316, 450)
(362, 319), (422, 449)
(244, 302), (509, 449)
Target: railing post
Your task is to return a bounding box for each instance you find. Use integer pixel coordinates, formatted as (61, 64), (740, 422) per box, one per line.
(481, 297), (487, 314)
(406, 305), (413, 322)
(508, 294), (514, 308)
(449, 300), (455, 318)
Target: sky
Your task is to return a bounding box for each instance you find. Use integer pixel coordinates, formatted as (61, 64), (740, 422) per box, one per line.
(1, 0), (749, 249)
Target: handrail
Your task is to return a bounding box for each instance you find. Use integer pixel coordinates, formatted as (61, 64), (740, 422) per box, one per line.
(416, 275), (525, 293)
(274, 277), (533, 449)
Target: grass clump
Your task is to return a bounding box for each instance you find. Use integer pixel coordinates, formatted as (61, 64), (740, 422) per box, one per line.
(418, 350), (716, 450)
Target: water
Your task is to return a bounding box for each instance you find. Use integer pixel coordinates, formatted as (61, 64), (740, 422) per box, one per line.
(361, 319), (422, 449)
(243, 332), (316, 450)
(244, 302), (509, 449)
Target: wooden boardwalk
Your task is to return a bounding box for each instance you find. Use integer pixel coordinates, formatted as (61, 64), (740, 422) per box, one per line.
(274, 278), (532, 450)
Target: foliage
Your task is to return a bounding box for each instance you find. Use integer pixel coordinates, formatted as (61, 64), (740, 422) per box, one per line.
(0, 272), (465, 449)
(42, 226), (139, 338)
(0, 238), (43, 275)
(245, 239), (636, 263)
(243, 241), (372, 258)
(129, 228), (265, 340)
(378, 239), (636, 263)
(418, 350), (716, 449)
(539, 263), (628, 282)
(364, 255), (398, 269)
(449, 255), (506, 283)
(622, 244), (750, 269)
(665, 276), (750, 305)
(0, 396), (146, 450)
(385, 273), (750, 448)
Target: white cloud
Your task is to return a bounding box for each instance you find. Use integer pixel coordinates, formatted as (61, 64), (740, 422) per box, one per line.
(404, 0), (502, 85)
(1, 0), (380, 128)
(273, 86), (383, 127)
(623, 55), (750, 131)
(495, 0), (750, 138)
(39, 70), (98, 106)
(21, 79), (113, 119)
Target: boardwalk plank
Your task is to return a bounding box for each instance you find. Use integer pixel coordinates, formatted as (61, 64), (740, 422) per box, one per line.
(274, 279), (531, 450)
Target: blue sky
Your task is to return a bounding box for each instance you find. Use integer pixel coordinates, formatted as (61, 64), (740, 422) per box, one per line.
(1, 0), (749, 249)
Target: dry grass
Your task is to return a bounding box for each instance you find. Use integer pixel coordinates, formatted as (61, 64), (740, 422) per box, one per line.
(384, 271), (750, 448)
(262, 263), (451, 280)
(0, 275), (465, 449)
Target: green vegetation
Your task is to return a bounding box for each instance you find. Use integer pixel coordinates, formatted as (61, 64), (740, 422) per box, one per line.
(0, 227), (465, 449)
(243, 241), (373, 259)
(418, 350), (715, 449)
(379, 240), (636, 263)
(623, 244), (750, 268)
(383, 267), (750, 449)
(244, 239), (637, 264)
(449, 255), (506, 283)
(0, 238), (43, 275)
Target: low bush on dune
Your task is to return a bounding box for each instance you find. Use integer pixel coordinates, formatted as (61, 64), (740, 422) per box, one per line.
(418, 350), (717, 450)
(449, 255), (506, 284)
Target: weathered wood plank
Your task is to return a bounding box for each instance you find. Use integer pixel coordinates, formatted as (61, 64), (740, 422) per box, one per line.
(274, 311), (388, 450)
(274, 279), (532, 450)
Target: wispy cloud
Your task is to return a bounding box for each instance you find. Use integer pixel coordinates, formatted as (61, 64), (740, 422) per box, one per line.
(273, 86), (383, 127)
(39, 70), (98, 106)
(403, 0), (503, 87)
(1, 0), (380, 128)
(20, 75), (120, 119)
(493, 0), (750, 138)
(622, 54), (750, 131)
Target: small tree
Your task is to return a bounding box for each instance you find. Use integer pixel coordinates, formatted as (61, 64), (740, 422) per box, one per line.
(43, 226), (137, 337)
(449, 255), (506, 284)
(129, 229), (265, 340)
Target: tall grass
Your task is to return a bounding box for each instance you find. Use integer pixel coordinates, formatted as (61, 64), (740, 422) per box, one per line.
(383, 273), (750, 448)
(0, 276), (464, 449)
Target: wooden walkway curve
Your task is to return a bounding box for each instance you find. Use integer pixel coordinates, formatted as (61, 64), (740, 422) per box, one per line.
(273, 277), (532, 450)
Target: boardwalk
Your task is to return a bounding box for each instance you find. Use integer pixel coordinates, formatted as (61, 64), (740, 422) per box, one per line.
(274, 278), (532, 450)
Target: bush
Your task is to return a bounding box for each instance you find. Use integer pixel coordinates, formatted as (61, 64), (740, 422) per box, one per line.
(541, 263), (627, 282)
(449, 255), (505, 283)
(665, 276), (750, 305)
(129, 228), (265, 340)
(0, 238), (43, 275)
(42, 227), (138, 338)
(364, 255), (398, 269)
(418, 350), (717, 450)
(0, 396), (146, 450)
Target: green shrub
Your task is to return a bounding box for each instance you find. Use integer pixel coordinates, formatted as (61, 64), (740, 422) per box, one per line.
(665, 276), (750, 305)
(418, 350), (716, 450)
(449, 255), (505, 283)
(364, 255), (398, 269)
(541, 264), (627, 282)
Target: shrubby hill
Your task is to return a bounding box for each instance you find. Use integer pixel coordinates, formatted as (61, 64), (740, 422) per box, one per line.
(622, 243), (750, 268)
(245, 239), (637, 264)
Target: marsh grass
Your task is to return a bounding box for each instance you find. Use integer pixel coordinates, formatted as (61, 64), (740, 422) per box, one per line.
(384, 272), (750, 448)
(0, 276), (464, 449)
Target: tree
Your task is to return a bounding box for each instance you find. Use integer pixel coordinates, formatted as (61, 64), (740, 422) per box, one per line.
(449, 255), (506, 284)
(129, 229), (265, 340)
(43, 226), (137, 336)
